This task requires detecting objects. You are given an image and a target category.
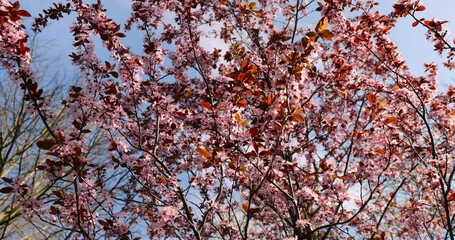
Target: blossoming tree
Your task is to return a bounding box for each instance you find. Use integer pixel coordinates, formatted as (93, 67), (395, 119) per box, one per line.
(0, 34), (108, 239)
(1, 0), (454, 239)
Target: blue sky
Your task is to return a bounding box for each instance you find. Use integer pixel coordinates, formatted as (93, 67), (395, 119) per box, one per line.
(385, 0), (455, 89)
(10, 1), (454, 237)
(18, 0), (454, 90)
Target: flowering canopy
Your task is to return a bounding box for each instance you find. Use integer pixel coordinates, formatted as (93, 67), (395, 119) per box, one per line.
(1, 0), (455, 239)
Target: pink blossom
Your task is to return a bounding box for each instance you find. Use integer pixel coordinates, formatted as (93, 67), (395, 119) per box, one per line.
(160, 206), (178, 222)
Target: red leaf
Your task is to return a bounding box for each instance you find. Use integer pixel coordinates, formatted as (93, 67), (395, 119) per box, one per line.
(115, 32), (126, 38)
(36, 165), (47, 170)
(415, 5), (426, 11)
(423, 20), (435, 30)
(367, 94), (376, 104)
(53, 190), (65, 199)
(110, 71), (119, 78)
(383, 116), (397, 124)
(99, 219), (108, 226)
(391, 85), (400, 91)
(249, 207), (261, 215)
(374, 149), (386, 155)
(36, 139), (56, 150)
(274, 122), (281, 131)
(292, 114), (304, 122)
(226, 72), (240, 80)
(267, 93), (274, 105)
(248, 127), (259, 137)
(16, 10), (31, 17)
(412, 21), (419, 27)
(19, 42), (29, 55)
(237, 99), (248, 108)
(12, 1), (20, 10)
(448, 190), (455, 201)
(234, 113), (248, 127)
(146, 209), (154, 220)
(252, 141), (259, 152)
(0, 187), (14, 193)
(319, 29), (334, 41)
(259, 150), (272, 156)
(2, 177), (13, 184)
(241, 60), (257, 74)
(319, 160), (331, 171)
(72, 120), (82, 130)
(316, 17), (329, 33)
(245, 151), (257, 158)
(197, 147), (212, 158)
(242, 203), (249, 212)
(50, 206), (60, 215)
(200, 101), (212, 110)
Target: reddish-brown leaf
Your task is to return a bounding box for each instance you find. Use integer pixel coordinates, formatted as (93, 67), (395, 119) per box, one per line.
(367, 94), (376, 104)
(248, 127), (259, 137)
(115, 32), (126, 38)
(448, 190), (455, 201)
(383, 116), (397, 124)
(274, 122), (281, 132)
(250, 207), (261, 215)
(16, 10), (31, 17)
(110, 71), (119, 78)
(319, 160), (330, 171)
(374, 149), (386, 155)
(245, 151), (257, 158)
(259, 150), (272, 156)
(423, 20), (435, 30)
(241, 60), (257, 74)
(319, 29), (334, 41)
(242, 203), (249, 212)
(237, 99), (248, 108)
(50, 206), (61, 215)
(292, 114), (305, 122)
(36, 139), (56, 150)
(415, 5), (426, 11)
(146, 209), (154, 220)
(316, 17), (329, 33)
(200, 101), (212, 110)
(391, 85), (400, 91)
(12, 1), (20, 10)
(234, 113), (248, 127)
(252, 141), (259, 152)
(2, 177), (13, 184)
(36, 165), (47, 170)
(226, 72), (240, 80)
(197, 147), (212, 158)
(267, 93), (274, 105)
(0, 187), (14, 193)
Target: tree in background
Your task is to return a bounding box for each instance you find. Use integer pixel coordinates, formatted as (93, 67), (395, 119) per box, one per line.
(1, 0), (454, 239)
(0, 29), (106, 239)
